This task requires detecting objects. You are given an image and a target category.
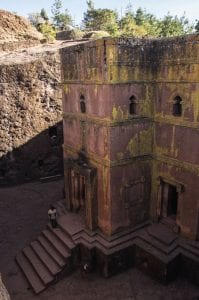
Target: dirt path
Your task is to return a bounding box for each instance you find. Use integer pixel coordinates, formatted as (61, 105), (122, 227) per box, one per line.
(0, 180), (198, 300)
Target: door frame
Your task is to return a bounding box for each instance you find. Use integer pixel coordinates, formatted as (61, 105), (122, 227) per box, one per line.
(156, 176), (184, 224)
(64, 159), (97, 231)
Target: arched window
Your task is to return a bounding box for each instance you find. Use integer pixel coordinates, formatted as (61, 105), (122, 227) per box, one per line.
(173, 96), (182, 116)
(129, 95), (137, 115)
(80, 95), (86, 113)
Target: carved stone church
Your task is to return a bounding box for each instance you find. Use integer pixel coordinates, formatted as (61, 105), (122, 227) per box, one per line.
(61, 35), (199, 240)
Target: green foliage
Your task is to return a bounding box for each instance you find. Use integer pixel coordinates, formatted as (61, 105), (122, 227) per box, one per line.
(51, 0), (62, 24)
(83, 1), (119, 36)
(38, 23), (56, 42)
(51, 0), (73, 28)
(195, 20), (199, 33)
(120, 14), (147, 37)
(28, 8), (55, 42)
(158, 14), (193, 37)
(28, 2), (195, 39)
(120, 7), (158, 37)
(119, 7), (193, 38)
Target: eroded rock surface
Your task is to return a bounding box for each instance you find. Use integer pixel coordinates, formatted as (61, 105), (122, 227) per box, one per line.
(0, 40), (84, 185)
(0, 10), (43, 52)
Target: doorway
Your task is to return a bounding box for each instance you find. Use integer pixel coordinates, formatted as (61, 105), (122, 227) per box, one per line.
(69, 169), (86, 212)
(161, 181), (178, 220)
(167, 184), (178, 218)
(65, 159), (97, 231)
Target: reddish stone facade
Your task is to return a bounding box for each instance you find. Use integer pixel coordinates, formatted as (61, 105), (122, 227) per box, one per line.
(60, 35), (199, 240)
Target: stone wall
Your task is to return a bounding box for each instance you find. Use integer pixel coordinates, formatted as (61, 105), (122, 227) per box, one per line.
(0, 47), (63, 185)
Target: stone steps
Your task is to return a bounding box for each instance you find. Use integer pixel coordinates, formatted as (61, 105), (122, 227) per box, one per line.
(180, 242), (199, 260)
(42, 229), (71, 259)
(135, 237), (180, 264)
(16, 226), (76, 294)
(37, 236), (66, 268)
(23, 246), (54, 285)
(138, 230), (178, 255)
(147, 224), (177, 246)
(47, 224), (76, 251)
(160, 217), (176, 228)
(16, 252), (45, 294)
(31, 241), (62, 275)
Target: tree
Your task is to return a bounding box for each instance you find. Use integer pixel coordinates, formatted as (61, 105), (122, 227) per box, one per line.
(28, 9), (56, 42)
(195, 20), (199, 32)
(51, 0), (62, 26)
(119, 6), (193, 38)
(83, 0), (97, 30)
(40, 8), (49, 21)
(57, 9), (73, 28)
(28, 9), (49, 28)
(120, 7), (157, 37)
(120, 13), (148, 37)
(81, 2), (194, 38)
(51, 0), (73, 28)
(28, 12), (43, 27)
(83, 1), (119, 35)
(159, 13), (193, 37)
(38, 23), (56, 42)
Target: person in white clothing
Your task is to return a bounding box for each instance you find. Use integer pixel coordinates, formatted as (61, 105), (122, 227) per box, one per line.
(48, 205), (57, 228)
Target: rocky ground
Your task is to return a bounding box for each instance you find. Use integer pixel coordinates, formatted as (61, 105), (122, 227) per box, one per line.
(0, 10), (42, 43)
(0, 179), (198, 300)
(0, 39), (85, 64)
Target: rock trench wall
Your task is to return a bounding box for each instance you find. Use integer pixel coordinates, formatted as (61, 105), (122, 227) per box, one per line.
(0, 50), (63, 185)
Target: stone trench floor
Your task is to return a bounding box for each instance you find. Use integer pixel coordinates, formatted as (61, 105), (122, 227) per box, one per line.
(0, 179), (199, 300)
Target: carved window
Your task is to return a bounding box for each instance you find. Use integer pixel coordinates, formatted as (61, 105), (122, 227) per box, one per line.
(173, 96), (182, 116)
(129, 95), (137, 115)
(80, 95), (86, 113)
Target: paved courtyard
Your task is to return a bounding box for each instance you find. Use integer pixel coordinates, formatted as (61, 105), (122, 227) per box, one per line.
(0, 179), (198, 300)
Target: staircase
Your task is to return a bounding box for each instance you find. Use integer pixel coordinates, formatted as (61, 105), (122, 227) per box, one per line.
(16, 201), (199, 292)
(16, 221), (76, 294)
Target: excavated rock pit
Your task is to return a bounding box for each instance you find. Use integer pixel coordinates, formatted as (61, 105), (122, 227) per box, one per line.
(0, 38), (85, 185)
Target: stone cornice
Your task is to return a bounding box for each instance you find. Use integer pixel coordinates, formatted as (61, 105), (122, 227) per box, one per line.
(155, 154), (199, 176)
(154, 116), (199, 130)
(63, 112), (152, 127)
(63, 144), (199, 174)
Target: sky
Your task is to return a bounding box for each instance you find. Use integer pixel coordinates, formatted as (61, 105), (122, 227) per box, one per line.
(0, 0), (198, 25)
